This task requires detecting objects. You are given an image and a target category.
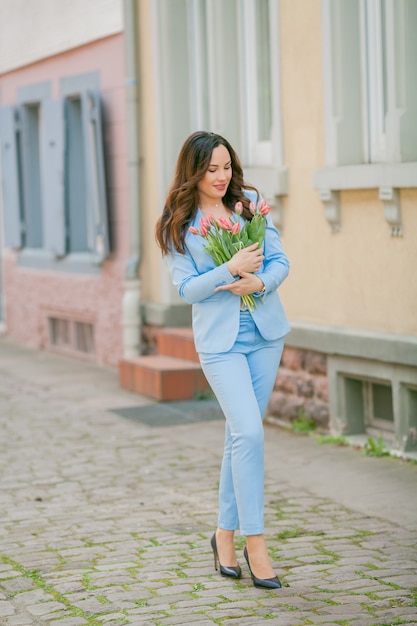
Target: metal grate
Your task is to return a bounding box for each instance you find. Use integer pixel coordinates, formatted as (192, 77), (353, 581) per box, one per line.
(110, 399), (223, 427)
(49, 317), (71, 348)
(48, 316), (95, 356)
(74, 321), (94, 353)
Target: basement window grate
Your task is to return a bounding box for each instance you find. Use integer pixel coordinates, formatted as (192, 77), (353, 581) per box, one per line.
(48, 317), (95, 357)
(49, 317), (71, 348)
(343, 375), (394, 441)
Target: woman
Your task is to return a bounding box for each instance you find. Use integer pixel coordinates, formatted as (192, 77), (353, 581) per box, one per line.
(155, 131), (290, 589)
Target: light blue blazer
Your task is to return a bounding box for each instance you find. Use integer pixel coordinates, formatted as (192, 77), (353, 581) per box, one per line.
(166, 189), (291, 354)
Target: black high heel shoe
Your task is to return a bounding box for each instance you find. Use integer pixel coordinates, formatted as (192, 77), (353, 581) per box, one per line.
(243, 546), (282, 589)
(210, 533), (242, 579)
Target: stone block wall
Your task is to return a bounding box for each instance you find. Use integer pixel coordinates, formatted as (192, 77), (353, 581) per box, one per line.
(268, 346), (329, 430)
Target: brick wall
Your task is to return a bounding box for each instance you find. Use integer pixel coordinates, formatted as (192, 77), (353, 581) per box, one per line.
(268, 346), (329, 429)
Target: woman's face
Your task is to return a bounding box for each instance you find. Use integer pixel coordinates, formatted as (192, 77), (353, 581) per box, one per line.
(197, 144), (232, 207)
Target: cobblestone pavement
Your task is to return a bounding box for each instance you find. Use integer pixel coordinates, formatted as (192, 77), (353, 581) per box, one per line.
(0, 338), (416, 626)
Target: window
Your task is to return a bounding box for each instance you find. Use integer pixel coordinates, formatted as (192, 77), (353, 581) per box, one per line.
(314, 0), (417, 232)
(361, 0), (388, 163)
(365, 381), (394, 438)
(74, 321), (95, 354)
(48, 316), (95, 357)
(240, 0), (275, 165)
(49, 317), (71, 348)
(21, 103), (43, 247)
(320, 0), (417, 167)
(401, 386), (417, 453)
(65, 96), (88, 253)
(153, 0), (286, 200)
(343, 376), (394, 442)
(0, 73), (109, 268)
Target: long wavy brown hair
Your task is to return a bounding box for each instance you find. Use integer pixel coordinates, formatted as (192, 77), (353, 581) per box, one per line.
(155, 131), (259, 254)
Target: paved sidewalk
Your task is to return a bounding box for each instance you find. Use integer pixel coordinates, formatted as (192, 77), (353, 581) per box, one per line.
(0, 337), (416, 626)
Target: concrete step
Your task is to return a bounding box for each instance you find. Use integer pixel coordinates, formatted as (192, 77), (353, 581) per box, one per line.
(156, 327), (199, 363)
(118, 353), (208, 401)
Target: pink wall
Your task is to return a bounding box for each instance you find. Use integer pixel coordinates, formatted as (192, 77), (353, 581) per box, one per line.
(1, 34), (130, 366)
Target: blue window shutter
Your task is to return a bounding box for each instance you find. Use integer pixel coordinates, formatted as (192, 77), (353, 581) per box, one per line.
(41, 98), (66, 256)
(0, 106), (23, 248)
(81, 90), (109, 262)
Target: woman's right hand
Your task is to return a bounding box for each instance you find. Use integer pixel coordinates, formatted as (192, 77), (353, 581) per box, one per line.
(227, 242), (264, 276)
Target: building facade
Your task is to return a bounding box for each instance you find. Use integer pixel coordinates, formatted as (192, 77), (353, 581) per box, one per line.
(1, 0), (416, 455)
(134, 0), (417, 456)
(0, 0), (135, 366)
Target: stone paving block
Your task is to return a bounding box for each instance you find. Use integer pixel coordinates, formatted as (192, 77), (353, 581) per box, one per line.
(47, 619), (89, 625)
(154, 615), (216, 626)
(95, 612), (130, 622)
(11, 589), (50, 605)
(0, 601), (16, 617)
(367, 620), (417, 626)
(229, 615), (305, 626)
(379, 574), (417, 585)
(298, 614), (370, 623)
(0, 571), (21, 581)
(25, 600), (67, 616)
(1, 578), (36, 593)
(2, 616), (35, 625)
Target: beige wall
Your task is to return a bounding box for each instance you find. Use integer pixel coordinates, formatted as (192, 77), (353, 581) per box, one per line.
(278, 0), (417, 337)
(136, 0), (164, 304)
(0, 0), (123, 74)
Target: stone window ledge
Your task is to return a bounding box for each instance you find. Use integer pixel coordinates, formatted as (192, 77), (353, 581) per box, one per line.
(287, 320), (417, 369)
(313, 162), (417, 235)
(18, 249), (102, 274)
(244, 165), (288, 230)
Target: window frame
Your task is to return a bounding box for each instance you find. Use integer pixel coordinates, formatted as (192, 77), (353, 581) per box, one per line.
(0, 72), (110, 274)
(239, 0), (277, 167)
(360, 0), (389, 164)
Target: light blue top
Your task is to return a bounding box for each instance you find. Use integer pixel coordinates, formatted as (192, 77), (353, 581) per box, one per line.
(165, 189), (290, 353)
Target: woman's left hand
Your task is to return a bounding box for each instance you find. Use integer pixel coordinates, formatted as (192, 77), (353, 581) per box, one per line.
(214, 271), (264, 296)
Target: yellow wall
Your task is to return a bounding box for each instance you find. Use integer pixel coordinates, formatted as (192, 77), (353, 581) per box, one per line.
(278, 0), (417, 336)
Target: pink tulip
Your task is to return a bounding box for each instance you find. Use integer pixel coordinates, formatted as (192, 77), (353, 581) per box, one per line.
(231, 222), (241, 235)
(207, 213), (216, 225)
(218, 217), (233, 230)
(189, 226), (199, 235)
(200, 217), (210, 230)
(260, 204), (271, 216)
(200, 223), (209, 237)
(249, 201), (256, 214)
(258, 199), (271, 216)
(234, 201), (243, 215)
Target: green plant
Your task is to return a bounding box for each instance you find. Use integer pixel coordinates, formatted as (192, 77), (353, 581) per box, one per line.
(276, 527), (305, 540)
(317, 434), (348, 446)
(364, 435), (390, 457)
(292, 409), (315, 433)
(193, 387), (215, 400)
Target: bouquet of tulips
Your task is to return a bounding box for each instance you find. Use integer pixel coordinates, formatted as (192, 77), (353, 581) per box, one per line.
(189, 199), (271, 311)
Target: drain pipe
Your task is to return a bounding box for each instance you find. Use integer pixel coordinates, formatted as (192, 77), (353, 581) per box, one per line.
(122, 0), (142, 357)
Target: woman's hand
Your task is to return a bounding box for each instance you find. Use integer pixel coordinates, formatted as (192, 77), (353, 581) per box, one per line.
(215, 272), (264, 296)
(227, 242), (264, 276)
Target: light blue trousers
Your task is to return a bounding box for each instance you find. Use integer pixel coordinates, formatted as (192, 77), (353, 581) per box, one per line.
(199, 311), (284, 536)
